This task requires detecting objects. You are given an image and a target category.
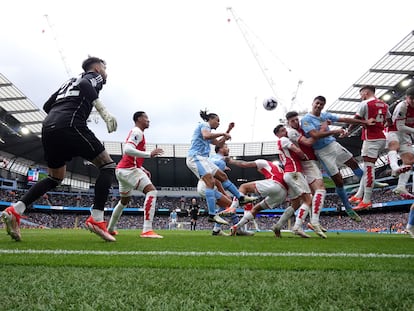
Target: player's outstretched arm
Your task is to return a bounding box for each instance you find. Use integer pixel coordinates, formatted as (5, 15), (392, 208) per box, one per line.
(226, 158), (257, 168)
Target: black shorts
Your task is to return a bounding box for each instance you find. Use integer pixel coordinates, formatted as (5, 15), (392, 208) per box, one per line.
(42, 127), (105, 169)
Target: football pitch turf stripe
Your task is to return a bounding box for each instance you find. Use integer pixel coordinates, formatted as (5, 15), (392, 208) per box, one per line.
(0, 249), (413, 258)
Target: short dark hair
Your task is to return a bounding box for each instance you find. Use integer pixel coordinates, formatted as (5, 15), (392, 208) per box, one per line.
(286, 111), (298, 120)
(133, 111), (146, 122)
(360, 85), (376, 93)
(273, 124), (285, 136)
(406, 87), (414, 97)
(82, 56), (105, 72)
(313, 95), (326, 103)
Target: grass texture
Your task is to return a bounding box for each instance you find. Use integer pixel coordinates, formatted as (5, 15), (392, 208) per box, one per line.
(0, 229), (413, 311)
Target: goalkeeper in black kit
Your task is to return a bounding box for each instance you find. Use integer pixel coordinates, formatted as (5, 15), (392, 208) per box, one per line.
(1, 56), (118, 242)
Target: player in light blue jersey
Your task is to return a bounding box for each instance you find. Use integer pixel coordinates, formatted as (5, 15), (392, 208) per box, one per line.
(301, 96), (375, 222)
(209, 144), (254, 236)
(186, 110), (254, 226)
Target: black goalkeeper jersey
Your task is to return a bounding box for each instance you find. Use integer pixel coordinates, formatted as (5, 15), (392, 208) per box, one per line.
(42, 71), (104, 131)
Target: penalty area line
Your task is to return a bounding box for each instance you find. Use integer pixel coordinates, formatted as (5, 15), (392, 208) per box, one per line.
(0, 249), (413, 259)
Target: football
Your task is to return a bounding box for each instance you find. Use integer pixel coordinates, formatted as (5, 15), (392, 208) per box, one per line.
(262, 97), (278, 111)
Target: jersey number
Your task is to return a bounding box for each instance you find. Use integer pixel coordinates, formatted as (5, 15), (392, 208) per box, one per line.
(56, 78), (80, 101)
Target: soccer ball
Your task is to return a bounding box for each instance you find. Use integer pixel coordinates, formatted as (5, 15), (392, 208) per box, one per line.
(262, 97), (278, 111)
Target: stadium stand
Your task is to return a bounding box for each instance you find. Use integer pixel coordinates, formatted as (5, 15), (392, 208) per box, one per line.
(0, 187), (411, 233)
(0, 30), (413, 234)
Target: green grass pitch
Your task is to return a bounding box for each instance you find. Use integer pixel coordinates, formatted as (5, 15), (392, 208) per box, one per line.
(0, 229), (413, 310)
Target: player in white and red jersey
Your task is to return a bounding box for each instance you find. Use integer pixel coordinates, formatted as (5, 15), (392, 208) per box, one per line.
(242, 203), (260, 232)
(386, 87), (414, 198)
(273, 124), (313, 238)
(284, 111), (327, 238)
(107, 111), (164, 238)
(225, 158), (288, 235)
(344, 85), (393, 210)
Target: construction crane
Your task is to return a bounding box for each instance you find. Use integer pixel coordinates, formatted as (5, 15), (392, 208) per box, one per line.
(226, 7), (281, 105)
(226, 7), (303, 117)
(290, 79), (305, 113)
(43, 14), (100, 124)
(44, 14), (73, 78)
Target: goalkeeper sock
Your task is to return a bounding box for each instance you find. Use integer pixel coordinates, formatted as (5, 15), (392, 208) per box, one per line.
(91, 209), (104, 222)
(12, 201), (27, 215)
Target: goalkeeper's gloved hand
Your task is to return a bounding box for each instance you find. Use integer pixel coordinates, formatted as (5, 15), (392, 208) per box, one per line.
(92, 99), (117, 133)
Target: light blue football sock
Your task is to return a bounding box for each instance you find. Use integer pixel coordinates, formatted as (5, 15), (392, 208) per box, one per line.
(231, 213), (239, 225)
(336, 186), (352, 211)
(353, 167), (363, 179)
(222, 180), (241, 199)
(205, 188), (217, 215)
(409, 209), (414, 226)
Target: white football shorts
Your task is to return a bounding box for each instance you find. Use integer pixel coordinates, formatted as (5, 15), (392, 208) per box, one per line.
(283, 172), (311, 200)
(254, 179), (287, 208)
(315, 141), (353, 176)
(301, 160), (323, 184)
(361, 139), (386, 158)
(116, 167), (152, 196)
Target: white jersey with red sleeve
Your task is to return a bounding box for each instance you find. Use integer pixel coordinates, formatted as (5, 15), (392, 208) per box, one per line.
(276, 136), (302, 173)
(389, 100), (414, 132)
(356, 97), (389, 140)
(287, 127), (317, 160)
(117, 127), (146, 169)
(254, 159), (288, 189)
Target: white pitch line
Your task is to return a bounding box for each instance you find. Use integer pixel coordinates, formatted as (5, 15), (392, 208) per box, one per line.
(0, 249), (413, 258)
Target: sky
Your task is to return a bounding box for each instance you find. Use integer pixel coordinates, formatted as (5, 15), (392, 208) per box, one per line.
(1, 0), (413, 145)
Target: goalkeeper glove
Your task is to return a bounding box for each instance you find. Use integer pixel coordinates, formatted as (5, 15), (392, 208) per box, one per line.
(92, 99), (117, 133)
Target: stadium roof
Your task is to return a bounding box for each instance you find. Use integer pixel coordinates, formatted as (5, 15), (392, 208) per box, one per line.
(0, 73), (46, 165)
(0, 73), (45, 137)
(1, 30), (414, 188)
(325, 30), (414, 175)
(327, 30), (414, 117)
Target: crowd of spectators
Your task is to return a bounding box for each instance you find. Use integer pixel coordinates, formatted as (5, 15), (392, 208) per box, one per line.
(0, 187), (411, 233)
(13, 210), (408, 234)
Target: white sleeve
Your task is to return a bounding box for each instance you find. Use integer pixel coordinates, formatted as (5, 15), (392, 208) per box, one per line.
(281, 137), (293, 149)
(123, 127), (151, 158)
(392, 102), (406, 123)
(124, 144), (151, 158)
(393, 102), (414, 133)
(396, 120), (414, 134)
(255, 159), (267, 169)
(355, 101), (367, 118)
(386, 107), (392, 119)
(287, 128), (300, 144)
